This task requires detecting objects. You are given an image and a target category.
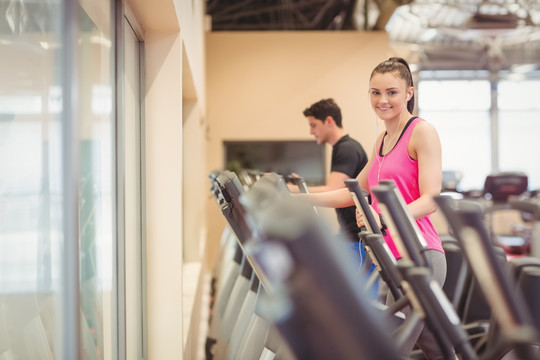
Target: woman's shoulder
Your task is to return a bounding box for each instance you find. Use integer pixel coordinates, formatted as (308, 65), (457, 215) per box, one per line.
(411, 117), (437, 134)
(410, 118), (440, 149)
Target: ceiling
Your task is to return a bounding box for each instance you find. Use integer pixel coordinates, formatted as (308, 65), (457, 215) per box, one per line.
(206, 0), (540, 71)
(205, 0), (404, 31)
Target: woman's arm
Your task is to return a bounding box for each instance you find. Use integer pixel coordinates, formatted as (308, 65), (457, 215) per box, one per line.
(407, 121), (442, 219)
(297, 187), (354, 208)
(353, 138), (382, 229)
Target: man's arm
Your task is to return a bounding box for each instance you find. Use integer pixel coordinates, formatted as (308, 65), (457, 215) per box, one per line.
(287, 171), (349, 193)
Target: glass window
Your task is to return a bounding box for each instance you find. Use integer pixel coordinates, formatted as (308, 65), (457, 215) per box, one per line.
(77, 2), (115, 359)
(418, 79), (491, 190)
(0, 1), (116, 358)
(498, 80), (540, 190)
(419, 73), (540, 193)
(0, 2), (64, 358)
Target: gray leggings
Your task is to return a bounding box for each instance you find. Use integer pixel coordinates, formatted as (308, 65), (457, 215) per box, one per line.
(378, 249), (455, 360)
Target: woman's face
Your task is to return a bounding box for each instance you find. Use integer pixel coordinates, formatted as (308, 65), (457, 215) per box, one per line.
(369, 72), (411, 121)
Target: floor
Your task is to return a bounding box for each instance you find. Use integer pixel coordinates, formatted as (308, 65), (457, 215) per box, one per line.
(183, 260), (210, 360)
(182, 227), (227, 359)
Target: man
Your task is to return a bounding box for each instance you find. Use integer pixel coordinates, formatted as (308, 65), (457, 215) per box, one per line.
(293, 98), (369, 267)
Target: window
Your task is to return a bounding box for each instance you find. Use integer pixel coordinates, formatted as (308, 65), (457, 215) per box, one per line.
(418, 71), (540, 191)
(224, 140), (326, 186)
(498, 79), (540, 189)
(0, 2), (117, 358)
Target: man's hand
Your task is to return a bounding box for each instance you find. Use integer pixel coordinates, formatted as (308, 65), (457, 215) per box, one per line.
(286, 172), (301, 193)
(287, 182), (299, 193)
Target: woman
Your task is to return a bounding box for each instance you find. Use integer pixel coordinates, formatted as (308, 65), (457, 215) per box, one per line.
(302, 57), (452, 359)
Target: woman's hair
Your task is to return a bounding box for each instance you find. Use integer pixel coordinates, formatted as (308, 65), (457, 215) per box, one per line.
(370, 57), (415, 113)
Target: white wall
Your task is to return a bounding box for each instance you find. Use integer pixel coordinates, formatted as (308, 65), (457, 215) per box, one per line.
(125, 0), (207, 358)
(182, 99), (207, 261)
(144, 30), (184, 359)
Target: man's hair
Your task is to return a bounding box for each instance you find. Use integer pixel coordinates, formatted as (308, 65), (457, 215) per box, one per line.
(303, 98), (343, 128)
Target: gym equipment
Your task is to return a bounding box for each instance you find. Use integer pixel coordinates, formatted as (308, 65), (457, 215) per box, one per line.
(212, 257), (253, 359)
(483, 172), (530, 257)
(228, 283), (272, 360)
(344, 179), (403, 300)
(483, 172), (528, 203)
(508, 195), (540, 259)
(372, 180), (477, 360)
(434, 195), (540, 360)
(240, 176), (402, 360)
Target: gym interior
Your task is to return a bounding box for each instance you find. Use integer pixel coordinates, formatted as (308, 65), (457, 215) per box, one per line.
(1, 0), (540, 359)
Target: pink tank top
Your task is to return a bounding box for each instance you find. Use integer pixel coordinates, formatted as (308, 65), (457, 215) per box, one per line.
(367, 117), (443, 259)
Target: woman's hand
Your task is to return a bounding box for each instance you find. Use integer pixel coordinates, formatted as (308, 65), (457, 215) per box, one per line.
(355, 205), (382, 231)
(355, 208), (365, 228)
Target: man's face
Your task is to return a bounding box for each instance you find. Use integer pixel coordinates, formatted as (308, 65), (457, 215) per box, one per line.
(307, 116), (328, 145)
